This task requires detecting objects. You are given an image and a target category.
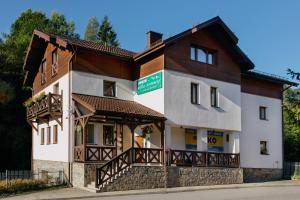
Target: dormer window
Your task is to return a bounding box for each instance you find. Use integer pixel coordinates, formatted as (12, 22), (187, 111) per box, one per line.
(41, 60), (46, 85)
(51, 49), (58, 76)
(190, 46), (216, 65)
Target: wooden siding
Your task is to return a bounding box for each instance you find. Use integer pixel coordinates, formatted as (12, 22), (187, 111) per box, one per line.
(32, 43), (72, 95)
(164, 30), (241, 84)
(135, 51), (164, 79)
(73, 49), (133, 80)
(241, 76), (283, 99)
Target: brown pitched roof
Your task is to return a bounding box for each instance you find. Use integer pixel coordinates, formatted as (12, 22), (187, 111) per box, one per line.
(134, 16), (254, 70)
(72, 93), (165, 120)
(48, 32), (136, 59)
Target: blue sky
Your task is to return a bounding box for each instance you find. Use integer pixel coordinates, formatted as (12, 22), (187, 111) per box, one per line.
(1, 0), (300, 79)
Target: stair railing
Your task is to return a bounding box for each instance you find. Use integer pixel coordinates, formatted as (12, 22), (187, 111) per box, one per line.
(95, 148), (132, 188)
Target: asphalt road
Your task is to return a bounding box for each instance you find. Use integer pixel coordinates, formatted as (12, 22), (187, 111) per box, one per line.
(87, 186), (300, 200)
(3, 183), (300, 200)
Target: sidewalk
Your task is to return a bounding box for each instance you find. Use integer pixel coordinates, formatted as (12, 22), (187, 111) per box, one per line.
(3, 180), (300, 200)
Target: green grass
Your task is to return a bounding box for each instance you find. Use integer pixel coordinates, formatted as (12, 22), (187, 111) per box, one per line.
(292, 175), (300, 180)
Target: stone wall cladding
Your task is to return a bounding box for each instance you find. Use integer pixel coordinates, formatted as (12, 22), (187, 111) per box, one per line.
(99, 165), (243, 192)
(243, 168), (283, 183)
(72, 163), (103, 188)
(167, 167), (243, 187)
(32, 159), (69, 182)
(101, 165), (165, 192)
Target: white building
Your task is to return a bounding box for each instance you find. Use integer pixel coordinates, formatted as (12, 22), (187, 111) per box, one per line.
(23, 17), (297, 191)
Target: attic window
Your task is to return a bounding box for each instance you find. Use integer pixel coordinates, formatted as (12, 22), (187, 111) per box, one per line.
(190, 46), (216, 65)
(51, 49), (58, 77)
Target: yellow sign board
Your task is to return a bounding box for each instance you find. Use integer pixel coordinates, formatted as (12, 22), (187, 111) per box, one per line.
(207, 131), (224, 152)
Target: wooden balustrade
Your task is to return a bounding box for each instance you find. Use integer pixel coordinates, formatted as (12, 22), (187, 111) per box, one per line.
(133, 148), (163, 164)
(26, 93), (62, 119)
(74, 145), (117, 162)
(96, 148), (131, 188)
(169, 149), (240, 168)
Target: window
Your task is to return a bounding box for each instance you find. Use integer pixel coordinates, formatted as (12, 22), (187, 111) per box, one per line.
(185, 129), (197, 150)
(260, 141), (269, 155)
(103, 81), (116, 97)
(87, 124), (95, 144)
(211, 87), (218, 107)
(226, 134), (230, 142)
(53, 83), (59, 94)
(191, 83), (199, 104)
(53, 125), (58, 144)
(103, 125), (114, 146)
(259, 106), (267, 120)
(47, 127), (51, 145)
(51, 49), (58, 76)
(190, 47), (196, 60)
(190, 46), (216, 65)
(41, 60), (47, 85)
(41, 128), (45, 145)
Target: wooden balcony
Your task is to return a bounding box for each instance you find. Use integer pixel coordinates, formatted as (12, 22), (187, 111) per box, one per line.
(26, 93), (62, 120)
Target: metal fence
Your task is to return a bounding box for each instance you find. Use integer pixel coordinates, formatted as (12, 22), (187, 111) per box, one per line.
(283, 162), (300, 179)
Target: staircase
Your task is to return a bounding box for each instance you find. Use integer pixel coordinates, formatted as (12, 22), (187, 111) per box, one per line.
(86, 147), (164, 192)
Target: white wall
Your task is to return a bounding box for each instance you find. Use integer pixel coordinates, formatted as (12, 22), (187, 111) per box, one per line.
(240, 92), (282, 169)
(133, 70), (164, 113)
(32, 73), (70, 162)
(164, 70), (241, 131)
(72, 70), (134, 101)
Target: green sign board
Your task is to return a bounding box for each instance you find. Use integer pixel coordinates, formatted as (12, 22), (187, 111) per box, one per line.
(137, 71), (162, 95)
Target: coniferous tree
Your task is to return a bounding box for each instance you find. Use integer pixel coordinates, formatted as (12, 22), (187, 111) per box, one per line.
(84, 16), (100, 42)
(97, 16), (119, 47)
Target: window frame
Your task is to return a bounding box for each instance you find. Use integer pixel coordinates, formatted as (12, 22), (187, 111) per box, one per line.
(87, 124), (95, 144)
(51, 49), (58, 77)
(47, 127), (51, 145)
(41, 128), (45, 145)
(53, 125), (58, 144)
(103, 80), (116, 97)
(191, 82), (200, 105)
(259, 106), (267, 120)
(190, 45), (216, 65)
(103, 125), (115, 146)
(260, 141), (269, 155)
(210, 87), (219, 107)
(41, 59), (47, 85)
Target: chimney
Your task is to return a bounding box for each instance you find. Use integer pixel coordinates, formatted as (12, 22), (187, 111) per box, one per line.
(146, 31), (163, 48)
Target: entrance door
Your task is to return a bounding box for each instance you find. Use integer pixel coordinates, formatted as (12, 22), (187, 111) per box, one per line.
(135, 136), (144, 148)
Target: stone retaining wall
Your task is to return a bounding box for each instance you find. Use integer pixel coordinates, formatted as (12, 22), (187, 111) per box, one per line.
(100, 165), (243, 192)
(243, 168), (283, 183)
(167, 166), (243, 187)
(72, 162), (103, 188)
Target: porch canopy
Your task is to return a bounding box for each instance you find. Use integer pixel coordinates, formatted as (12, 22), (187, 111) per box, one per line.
(72, 93), (166, 162)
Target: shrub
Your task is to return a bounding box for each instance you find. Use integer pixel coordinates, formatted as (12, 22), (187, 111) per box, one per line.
(35, 92), (46, 103)
(23, 98), (34, 107)
(0, 178), (47, 196)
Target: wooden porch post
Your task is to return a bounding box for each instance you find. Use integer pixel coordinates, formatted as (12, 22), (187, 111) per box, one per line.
(82, 124), (86, 161)
(128, 123), (137, 164)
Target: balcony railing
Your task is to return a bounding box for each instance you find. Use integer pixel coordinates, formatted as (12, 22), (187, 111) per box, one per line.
(74, 145), (117, 162)
(169, 149), (240, 168)
(26, 93), (62, 119)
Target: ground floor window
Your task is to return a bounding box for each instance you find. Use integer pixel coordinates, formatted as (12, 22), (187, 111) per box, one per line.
(260, 141), (269, 155)
(103, 125), (114, 146)
(185, 128), (197, 150)
(87, 124), (95, 144)
(207, 131), (224, 152)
